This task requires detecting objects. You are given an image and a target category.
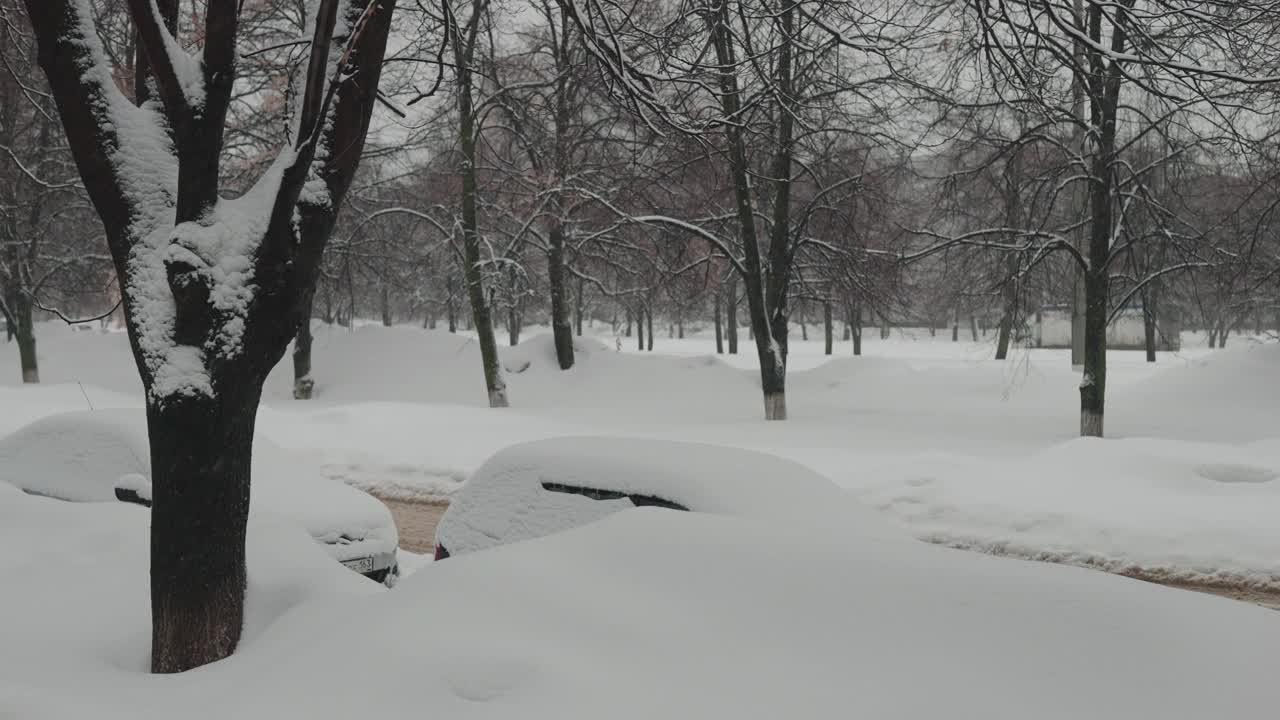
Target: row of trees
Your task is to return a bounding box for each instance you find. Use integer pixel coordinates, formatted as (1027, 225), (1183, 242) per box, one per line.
(8, 0), (1280, 674)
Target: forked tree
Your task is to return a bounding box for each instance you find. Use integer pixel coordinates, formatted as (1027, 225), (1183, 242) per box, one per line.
(22, 0), (396, 672)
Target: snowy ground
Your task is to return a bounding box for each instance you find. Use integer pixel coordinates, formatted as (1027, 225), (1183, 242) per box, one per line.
(4, 321), (1280, 716)
(5, 321), (1276, 589)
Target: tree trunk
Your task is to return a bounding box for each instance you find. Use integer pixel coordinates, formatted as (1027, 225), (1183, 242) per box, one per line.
(292, 289), (315, 400)
(714, 294), (724, 354)
(995, 312), (1014, 360)
(625, 307), (632, 337)
(380, 282), (391, 327)
(508, 304), (520, 346)
(727, 278), (739, 354)
(1142, 289), (1157, 362)
(823, 301), (833, 355)
(646, 306), (654, 351)
(13, 293), (37, 383)
(800, 313), (808, 341)
(852, 304), (863, 356)
(677, 315), (684, 339)
(636, 305), (644, 351)
(574, 275), (585, 337)
(951, 306), (959, 342)
(456, 59), (507, 408)
(1079, 86), (1117, 438)
(148, 388), (257, 674)
(970, 314), (978, 342)
(447, 287), (457, 333)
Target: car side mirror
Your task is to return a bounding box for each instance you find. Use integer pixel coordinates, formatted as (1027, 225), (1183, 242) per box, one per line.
(114, 474), (152, 508)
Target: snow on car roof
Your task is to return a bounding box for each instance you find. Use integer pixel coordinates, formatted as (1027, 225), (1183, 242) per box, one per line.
(0, 409), (396, 556)
(436, 436), (898, 555)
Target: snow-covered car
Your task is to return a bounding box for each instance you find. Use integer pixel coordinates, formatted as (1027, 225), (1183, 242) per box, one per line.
(433, 436), (857, 559)
(0, 409), (399, 583)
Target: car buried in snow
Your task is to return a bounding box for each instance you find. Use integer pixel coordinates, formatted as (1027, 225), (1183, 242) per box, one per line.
(0, 409), (399, 584)
(433, 436), (854, 560)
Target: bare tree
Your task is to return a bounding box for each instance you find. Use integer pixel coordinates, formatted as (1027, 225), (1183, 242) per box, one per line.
(22, 0), (396, 672)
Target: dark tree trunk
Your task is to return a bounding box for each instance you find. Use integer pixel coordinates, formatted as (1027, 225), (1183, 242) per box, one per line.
(625, 307), (632, 337)
(952, 306), (959, 342)
(677, 315), (684, 339)
(800, 312), (808, 341)
(646, 306), (654, 351)
(574, 275), (585, 337)
(707, 0), (793, 419)
(995, 312), (1014, 360)
(455, 33), (506, 408)
(293, 288), (315, 399)
(636, 305), (644, 350)
(970, 314), (978, 342)
(727, 278), (739, 354)
(714, 293), (724, 354)
(508, 304), (521, 346)
(447, 277), (458, 333)
(380, 282), (391, 327)
(851, 303), (863, 356)
(823, 301), (833, 355)
(1142, 288), (1157, 362)
(548, 229), (572, 368)
(148, 387), (258, 674)
(14, 293), (37, 383)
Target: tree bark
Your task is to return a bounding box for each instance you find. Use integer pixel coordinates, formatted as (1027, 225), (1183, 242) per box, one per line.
(574, 275), (585, 337)
(1142, 288), (1157, 362)
(1079, 3), (1127, 438)
(636, 305), (644, 351)
(508, 304), (521, 346)
(646, 306), (654, 351)
(726, 277), (739, 354)
(851, 303), (863, 356)
(706, 0), (790, 419)
(454, 17), (507, 408)
(14, 293), (37, 383)
(823, 301), (833, 355)
(624, 307), (632, 337)
(293, 289), (315, 400)
(952, 306), (959, 342)
(148, 387), (258, 674)
(714, 293), (724, 354)
(548, 224), (573, 368)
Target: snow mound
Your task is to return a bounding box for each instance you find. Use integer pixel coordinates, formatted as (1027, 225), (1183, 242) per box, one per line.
(437, 436), (900, 556)
(6, 490), (1280, 718)
(852, 436), (1280, 588)
(0, 409), (397, 562)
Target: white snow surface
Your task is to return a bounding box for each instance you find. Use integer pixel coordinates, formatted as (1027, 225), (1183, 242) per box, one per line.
(3, 322), (1279, 587)
(4, 323), (1280, 714)
(0, 408), (397, 563)
(437, 436), (883, 556)
(3, 478), (1280, 718)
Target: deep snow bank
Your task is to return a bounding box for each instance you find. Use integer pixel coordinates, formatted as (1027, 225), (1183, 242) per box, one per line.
(4, 483), (1280, 719)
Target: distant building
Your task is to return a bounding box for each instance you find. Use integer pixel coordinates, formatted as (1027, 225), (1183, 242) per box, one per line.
(1032, 304), (1180, 351)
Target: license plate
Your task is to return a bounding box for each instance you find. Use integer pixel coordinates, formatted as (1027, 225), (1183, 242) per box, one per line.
(341, 556), (374, 573)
